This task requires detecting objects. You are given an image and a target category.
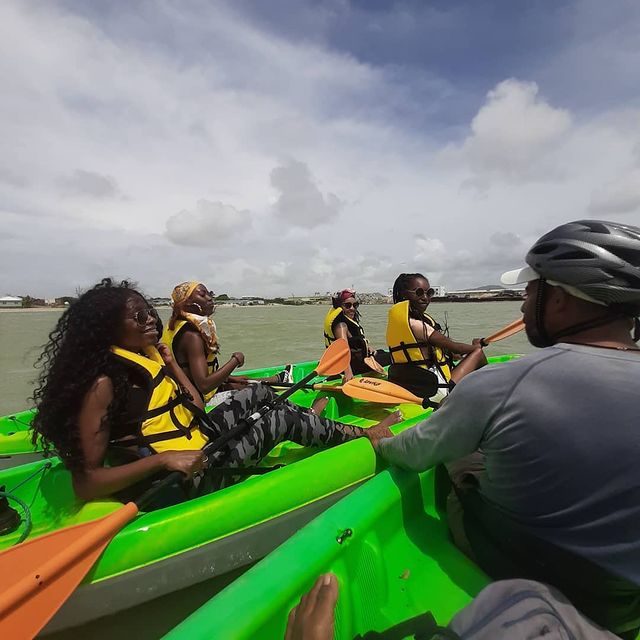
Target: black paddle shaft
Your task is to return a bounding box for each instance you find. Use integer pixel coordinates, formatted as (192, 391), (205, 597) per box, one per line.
(201, 367), (321, 460)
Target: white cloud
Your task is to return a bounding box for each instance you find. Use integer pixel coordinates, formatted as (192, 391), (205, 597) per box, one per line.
(414, 236), (447, 270)
(165, 200), (251, 246)
(443, 79), (572, 187)
(588, 170), (640, 215)
(61, 170), (124, 199)
(270, 160), (342, 228)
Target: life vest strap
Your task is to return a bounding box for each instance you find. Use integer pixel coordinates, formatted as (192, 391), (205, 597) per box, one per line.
(145, 395), (183, 419)
(138, 427), (196, 446)
(388, 341), (431, 367)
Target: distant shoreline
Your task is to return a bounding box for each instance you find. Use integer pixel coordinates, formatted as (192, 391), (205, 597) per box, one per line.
(0, 297), (523, 313)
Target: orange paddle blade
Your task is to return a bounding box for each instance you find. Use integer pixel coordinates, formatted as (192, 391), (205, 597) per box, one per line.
(0, 502), (138, 638)
(483, 317), (525, 344)
(315, 338), (350, 376)
(342, 377), (423, 405)
(364, 355), (385, 374)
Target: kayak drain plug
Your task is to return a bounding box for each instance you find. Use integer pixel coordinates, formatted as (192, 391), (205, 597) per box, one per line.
(336, 528), (353, 544)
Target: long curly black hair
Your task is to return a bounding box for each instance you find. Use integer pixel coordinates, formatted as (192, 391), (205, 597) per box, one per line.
(31, 279), (149, 472)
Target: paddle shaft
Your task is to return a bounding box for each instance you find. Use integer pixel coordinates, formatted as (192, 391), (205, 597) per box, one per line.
(202, 366), (325, 458)
(481, 318), (525, 346)
(257, 381), (342, 391)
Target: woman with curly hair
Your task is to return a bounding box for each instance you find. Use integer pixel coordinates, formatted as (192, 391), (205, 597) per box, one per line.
(32, 279), (399, 502)
(387, 273), (487, 396)
(163, 282), (291, 406)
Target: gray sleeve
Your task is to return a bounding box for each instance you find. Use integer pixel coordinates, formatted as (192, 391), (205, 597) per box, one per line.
(377, 364), (511, 472)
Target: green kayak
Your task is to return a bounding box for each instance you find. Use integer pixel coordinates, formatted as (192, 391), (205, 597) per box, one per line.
(0, 354), (518, 634)
(164, 464), (490, 639)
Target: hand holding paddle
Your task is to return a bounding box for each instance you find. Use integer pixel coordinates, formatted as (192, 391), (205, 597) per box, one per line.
(0, 339), (352, 639)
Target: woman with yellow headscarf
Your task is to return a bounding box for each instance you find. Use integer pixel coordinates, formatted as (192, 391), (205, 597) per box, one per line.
(162, 282), (291, 405)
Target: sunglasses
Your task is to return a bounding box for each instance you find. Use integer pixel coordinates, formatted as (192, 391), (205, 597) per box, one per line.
(132, 307), (159, 326)
(405, 287), (435, 298)
(343, 301), (360, 309)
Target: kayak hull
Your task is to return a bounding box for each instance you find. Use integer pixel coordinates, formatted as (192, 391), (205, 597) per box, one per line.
(165, 465), (490, 640)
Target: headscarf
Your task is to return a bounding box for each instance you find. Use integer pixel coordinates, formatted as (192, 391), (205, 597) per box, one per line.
(170, 281), (220, 355)
(336, 288), (356, 302)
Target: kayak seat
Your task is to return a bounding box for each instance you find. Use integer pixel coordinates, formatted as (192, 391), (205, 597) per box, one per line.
(388, 364), (440, 399)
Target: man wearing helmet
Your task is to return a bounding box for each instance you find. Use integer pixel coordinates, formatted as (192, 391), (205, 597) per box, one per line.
(370, 220), (640, 637)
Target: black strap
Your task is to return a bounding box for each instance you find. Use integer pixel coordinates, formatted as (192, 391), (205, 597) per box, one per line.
(552, 312), (625, 340)
(137, 428), (194, 445)
(145, 394), (183, 419)
(388, 341), (431, 367)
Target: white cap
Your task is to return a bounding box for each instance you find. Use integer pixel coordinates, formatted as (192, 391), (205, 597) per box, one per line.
(500, 266), (538, 286)
(500, 265), (607, 306)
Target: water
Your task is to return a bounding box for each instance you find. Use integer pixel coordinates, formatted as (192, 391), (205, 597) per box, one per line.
(0, 302), (531, 415)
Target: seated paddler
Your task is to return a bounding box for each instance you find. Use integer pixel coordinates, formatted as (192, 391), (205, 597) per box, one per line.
(323, 289), (381, 381)
(31, 279), (400, 503)
(371, 221), (640, 637)
(386, 273), (486, 398)
(163, 281), (291, 406)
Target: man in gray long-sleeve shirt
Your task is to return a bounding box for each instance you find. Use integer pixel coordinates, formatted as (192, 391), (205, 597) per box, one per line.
(370, 220), (640, 636)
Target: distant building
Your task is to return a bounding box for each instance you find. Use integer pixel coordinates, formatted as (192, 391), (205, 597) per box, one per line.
(446, 288), (523, 300)
(0, 296), (23, 308)
(217, 298), (265, 306)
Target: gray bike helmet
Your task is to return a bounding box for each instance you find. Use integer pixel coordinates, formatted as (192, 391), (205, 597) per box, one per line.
(502, 220), (640, 309)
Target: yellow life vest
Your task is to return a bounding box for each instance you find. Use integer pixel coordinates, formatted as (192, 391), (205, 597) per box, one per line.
(323, 307), (366, 349)
(110, 346), (209, 453)
(162, 319), (220, 402)
(385, 301), (452, 381)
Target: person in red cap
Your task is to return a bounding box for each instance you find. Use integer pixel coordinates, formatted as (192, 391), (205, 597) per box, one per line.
(322, 289), (380, 381)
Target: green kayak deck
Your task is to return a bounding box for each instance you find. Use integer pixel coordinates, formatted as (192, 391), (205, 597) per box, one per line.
(165, 465), (489, 639)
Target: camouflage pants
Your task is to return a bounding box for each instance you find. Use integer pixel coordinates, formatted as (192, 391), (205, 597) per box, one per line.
(206, 383), (364, 467)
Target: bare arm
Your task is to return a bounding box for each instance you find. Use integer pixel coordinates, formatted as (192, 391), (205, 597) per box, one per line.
(180, 332), (241, 396)
(72, 375), (205, 501)
(334, 322), (354, 381)
(408, 317), (480, 356)
(428, 330), (481, 355)
(157, 342), (205, 410)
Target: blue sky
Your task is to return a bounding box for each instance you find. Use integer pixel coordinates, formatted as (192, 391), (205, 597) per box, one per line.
(1, 1), (639, 296)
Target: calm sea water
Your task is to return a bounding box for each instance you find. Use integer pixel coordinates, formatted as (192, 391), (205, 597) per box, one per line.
(0, 302), (531, 415)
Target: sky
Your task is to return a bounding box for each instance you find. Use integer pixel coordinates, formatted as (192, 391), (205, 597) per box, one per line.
(1, 0), (640, 298)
